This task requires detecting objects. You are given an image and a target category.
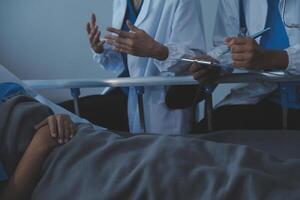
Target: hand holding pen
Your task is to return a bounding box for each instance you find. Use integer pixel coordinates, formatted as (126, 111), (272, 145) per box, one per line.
(185, 28), (272, 82)
(206, 28), (270, 61)
(220, 27), (271, 68)
(184, 27), (271, 69)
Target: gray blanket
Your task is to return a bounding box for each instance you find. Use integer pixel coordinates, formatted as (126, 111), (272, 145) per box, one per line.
(1, 95), (300, 200)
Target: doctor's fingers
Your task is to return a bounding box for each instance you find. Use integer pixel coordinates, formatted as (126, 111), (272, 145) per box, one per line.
(232, 52), (254, 62)
(192, 69), (211, 81)
(89, 26), (99, 43)
(230, 44), (249, 53)
(113, 44), (134, 54)
(106, 27), (135, 39)
(92, 31), (101, 44)
(199, 71), (221, 86)
(225, 37), (244, 44)
(86, 23), (92, 35)
(189, 63), (206, 73)
(126, 20), (140, 32)
(91, 13), (97, 28)
(232, 61), (250, 68)
(95, 41), (105, 50)
(105, 35), (134, 49)
(226, 37), (248, 47)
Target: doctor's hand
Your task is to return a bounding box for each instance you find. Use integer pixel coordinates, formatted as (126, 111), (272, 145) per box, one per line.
(225, 37), (265, 68)
(86, 13), (105, 54)
(105, 20), (169, 60)
(189, 55), (221, 83)
(225, 37), (289, 70)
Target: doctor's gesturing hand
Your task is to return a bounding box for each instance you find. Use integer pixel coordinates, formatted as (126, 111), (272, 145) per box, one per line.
(105, 20), (169, 61)
(86, 13), (105, 54)
(225, 37), (289, 69)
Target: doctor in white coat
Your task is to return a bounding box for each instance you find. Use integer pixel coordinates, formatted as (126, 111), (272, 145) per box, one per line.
(87, 0), (206, 134)
(190, 0), (300, 131)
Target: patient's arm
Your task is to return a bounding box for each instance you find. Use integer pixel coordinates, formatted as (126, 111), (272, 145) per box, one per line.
(0, 115), (76, 200)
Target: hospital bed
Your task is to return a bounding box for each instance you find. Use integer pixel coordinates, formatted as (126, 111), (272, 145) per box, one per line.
(1, 64), (300, 160)
(23, 71), (300, 132)
(0, 65), (102, 130)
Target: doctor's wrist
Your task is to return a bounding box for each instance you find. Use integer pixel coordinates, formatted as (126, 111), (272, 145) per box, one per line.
(259, 49), (289, 70)
(152, 42), (169, 61)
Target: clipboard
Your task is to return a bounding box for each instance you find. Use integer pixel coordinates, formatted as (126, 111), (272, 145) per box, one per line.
(181, 58), (233, 73)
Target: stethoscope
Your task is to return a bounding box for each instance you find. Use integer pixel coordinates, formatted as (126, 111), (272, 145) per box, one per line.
(282, 0), (300, 28)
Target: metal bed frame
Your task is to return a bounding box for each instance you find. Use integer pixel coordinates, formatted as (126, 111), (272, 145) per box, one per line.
(23, 72), (300, 132)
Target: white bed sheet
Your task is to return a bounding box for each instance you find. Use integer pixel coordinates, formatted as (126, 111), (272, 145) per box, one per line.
(0, 65), (105, 130)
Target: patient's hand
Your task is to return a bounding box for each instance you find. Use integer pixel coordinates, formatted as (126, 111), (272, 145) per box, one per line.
(35, 114), (77, 146)
(47, 114), (76, 144)
(0, 115), (76, 200)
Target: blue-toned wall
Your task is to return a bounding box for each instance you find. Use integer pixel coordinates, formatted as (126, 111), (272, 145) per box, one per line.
(0, 0), (115, 101)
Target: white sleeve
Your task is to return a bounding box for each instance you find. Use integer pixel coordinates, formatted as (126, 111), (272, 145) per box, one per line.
(210, 0), (239, 65)
(285, 44), (300, 75)
(213, 0), (240, 47)
(154, 0), (206, 74)
(92, 43), (125, 75)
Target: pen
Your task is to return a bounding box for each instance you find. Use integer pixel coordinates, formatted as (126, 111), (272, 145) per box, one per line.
(221, 27), (271, 55)
(204, 27), (271, 59)
(181, 58), (234, 73)
(181, 58), (217, 65)
(251, 27), (271, 39)
(181, 27), (271, 67)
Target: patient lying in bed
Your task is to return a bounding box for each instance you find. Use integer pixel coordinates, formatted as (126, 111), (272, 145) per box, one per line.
(0, 82), (78, 199)
(1, 84), (300, 200)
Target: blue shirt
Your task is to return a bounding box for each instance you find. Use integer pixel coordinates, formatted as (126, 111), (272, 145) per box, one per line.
(0, 162), (8, 182)
(0, 82), (26, 104)
(119, 0), (144, 94)
(259, 0), (290, 103)
(119, 0), (143, 76)
(260, 0), (290, 50)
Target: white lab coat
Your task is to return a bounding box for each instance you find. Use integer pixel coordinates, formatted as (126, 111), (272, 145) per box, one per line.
(93, 0), (206, 134)
(212, 0), (300, 107)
